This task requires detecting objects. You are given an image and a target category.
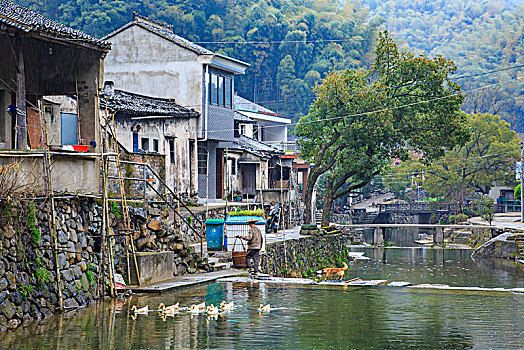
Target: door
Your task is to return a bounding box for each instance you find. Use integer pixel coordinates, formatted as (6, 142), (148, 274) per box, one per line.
(216, 148), (224, 199)
(133, 131), (139, 152)
(241, 164), (256, 196)
(61, 113), (78, 145)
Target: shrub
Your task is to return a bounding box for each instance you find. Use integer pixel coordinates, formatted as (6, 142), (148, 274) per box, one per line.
(26, 202), (40, 246)
(228, 209), (265, 217)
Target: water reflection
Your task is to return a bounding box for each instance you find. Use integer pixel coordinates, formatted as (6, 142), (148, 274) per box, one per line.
(349, 247), (524, 288)
(2, 249), (524, 349)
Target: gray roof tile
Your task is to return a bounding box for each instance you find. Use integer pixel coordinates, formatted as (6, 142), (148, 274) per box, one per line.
(100, 89), (199, 118)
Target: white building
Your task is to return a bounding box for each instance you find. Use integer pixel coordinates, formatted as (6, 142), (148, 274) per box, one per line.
(102, 13), (249, 201)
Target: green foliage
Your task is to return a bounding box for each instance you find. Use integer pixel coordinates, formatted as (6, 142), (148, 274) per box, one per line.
(515, 184), (521, 200)
(111, 202), (121, 218)
(363, 0), (524, 132)
(228, 209), (265, 217)
(26, 202), (40, 246)
(385, 113), (520, 207)
(18, 285), (35, 301)
(85, 263), (95, 287)
(298, 31), (468, 224)
(448, 213), (468, 224)
(473, 196), (495, 225)
(35, 257), (51, 291)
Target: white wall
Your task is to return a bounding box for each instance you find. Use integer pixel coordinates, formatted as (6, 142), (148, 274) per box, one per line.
(109, 113), (198, 196)
(104, 26), (207, 113)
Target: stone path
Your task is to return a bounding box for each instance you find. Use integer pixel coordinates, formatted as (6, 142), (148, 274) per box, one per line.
(469, 213), (524, 231)
(130, 269), (247, 294)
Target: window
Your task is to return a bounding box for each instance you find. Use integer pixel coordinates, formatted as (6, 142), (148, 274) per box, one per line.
(218, 76), (224, 106)
(240, 124), (246, 136)
(169, 139), (175, 164)
(141, 138), (149, 151)
(153, 139), (159, 153)
(210, 73), (218, 105)
(230, 158), (237, 176)
(208, 73), (233, 108)
(225, 78), (232, 108)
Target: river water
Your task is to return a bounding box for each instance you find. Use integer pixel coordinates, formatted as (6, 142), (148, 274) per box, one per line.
(2, 248), (523, 349)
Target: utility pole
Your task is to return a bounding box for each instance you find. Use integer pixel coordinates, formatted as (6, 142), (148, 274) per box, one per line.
(520, 141), (524, 222)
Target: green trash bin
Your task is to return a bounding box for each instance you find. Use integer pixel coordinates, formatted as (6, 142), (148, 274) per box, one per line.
(205, 219), (225, 251)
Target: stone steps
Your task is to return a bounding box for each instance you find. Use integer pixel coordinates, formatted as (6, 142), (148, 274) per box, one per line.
(512, 234), (524, 256)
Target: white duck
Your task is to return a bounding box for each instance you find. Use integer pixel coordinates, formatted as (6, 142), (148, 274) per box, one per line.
(206, 304), (219, 316)
(258, 304), (271, 313)
(189, 302), (206, 314)
(131, 305), (149, 315)
(220, 301), (235, 311)
(158, 302), (179, 313)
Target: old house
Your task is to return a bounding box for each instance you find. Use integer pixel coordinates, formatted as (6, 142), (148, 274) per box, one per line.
(231, 95), (299, 202)
(99, 85), (200, 199)
(0, 0), (110, 193)
(102, 13), (249, 202)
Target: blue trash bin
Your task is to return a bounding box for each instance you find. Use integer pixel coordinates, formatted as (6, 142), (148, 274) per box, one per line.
(205, 219), (225, 251)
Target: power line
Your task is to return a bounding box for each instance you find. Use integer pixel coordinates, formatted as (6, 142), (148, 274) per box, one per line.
(194, 38), (369, 45)
(207, 74), (524, 134)
(161, 62), (524, 114)
(382, 149), (518, 179)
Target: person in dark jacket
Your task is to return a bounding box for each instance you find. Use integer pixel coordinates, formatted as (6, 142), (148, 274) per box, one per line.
(237, 218), (263, 274)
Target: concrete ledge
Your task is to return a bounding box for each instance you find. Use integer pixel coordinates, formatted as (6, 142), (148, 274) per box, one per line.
(130, 251), (174, 285)
(131, 269), (247, 293)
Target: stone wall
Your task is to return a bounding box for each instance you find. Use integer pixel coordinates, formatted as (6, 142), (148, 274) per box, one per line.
(0, 198), (102, 332)
(261, 234), (350, 277)
(0, 197), (212, 332)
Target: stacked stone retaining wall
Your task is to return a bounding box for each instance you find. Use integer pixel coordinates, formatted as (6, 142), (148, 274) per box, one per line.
(0, 198), (102, 332)
(261, 234), (350, 277)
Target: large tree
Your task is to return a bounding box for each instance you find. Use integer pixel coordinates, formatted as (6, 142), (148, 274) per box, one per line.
(385, 113), (520, 208)
(297, 31), (469, 225)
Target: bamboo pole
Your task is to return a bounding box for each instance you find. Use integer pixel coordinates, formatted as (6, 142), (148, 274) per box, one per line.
(39, 100), (64, 312)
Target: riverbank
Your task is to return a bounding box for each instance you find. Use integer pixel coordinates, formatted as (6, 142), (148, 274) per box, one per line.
(2, 246), (522, 349)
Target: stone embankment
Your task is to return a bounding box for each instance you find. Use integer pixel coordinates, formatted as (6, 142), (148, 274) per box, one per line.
(0, 198), (211, 332)
(0, 199), (100, 332)
(261, 234), (351, 278)
(471, 231), (521, 260)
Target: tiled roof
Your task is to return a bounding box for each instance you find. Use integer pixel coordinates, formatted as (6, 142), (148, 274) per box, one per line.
(104, 13), (212, 55)
(234, 111), (257, 123)
(234, 95), (274, 114)
(234, 135), (281, 158)
(0, 0), (110, 50)
(218, 136), (281, 158)
(100, 89), (199, 118)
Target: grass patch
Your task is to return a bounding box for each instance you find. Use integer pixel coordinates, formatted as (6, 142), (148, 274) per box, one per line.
(26, 202), (40, 246)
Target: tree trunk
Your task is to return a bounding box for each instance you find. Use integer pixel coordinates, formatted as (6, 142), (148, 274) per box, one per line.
(303, 168), (322, 224)
(320, 176), (335, 227)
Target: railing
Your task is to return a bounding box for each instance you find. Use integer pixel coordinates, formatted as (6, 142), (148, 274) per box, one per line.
(377, 202), (466, 213)
(107, 158), (205, 255)
(264, 141), (299, 153)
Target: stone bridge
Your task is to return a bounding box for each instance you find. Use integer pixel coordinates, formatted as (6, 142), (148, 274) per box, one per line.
(336, 223), (500, 245)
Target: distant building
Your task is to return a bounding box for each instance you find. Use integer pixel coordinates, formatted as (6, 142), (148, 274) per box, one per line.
(102, 13), (249, 201)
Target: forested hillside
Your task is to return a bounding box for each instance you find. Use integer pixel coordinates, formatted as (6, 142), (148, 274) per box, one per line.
(16, 0), (524, 130)
(17, 0), (381, 121)
(362, 0), (524, 131)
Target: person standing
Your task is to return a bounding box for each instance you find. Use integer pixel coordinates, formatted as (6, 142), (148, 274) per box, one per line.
(237, 218), (263, 275)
